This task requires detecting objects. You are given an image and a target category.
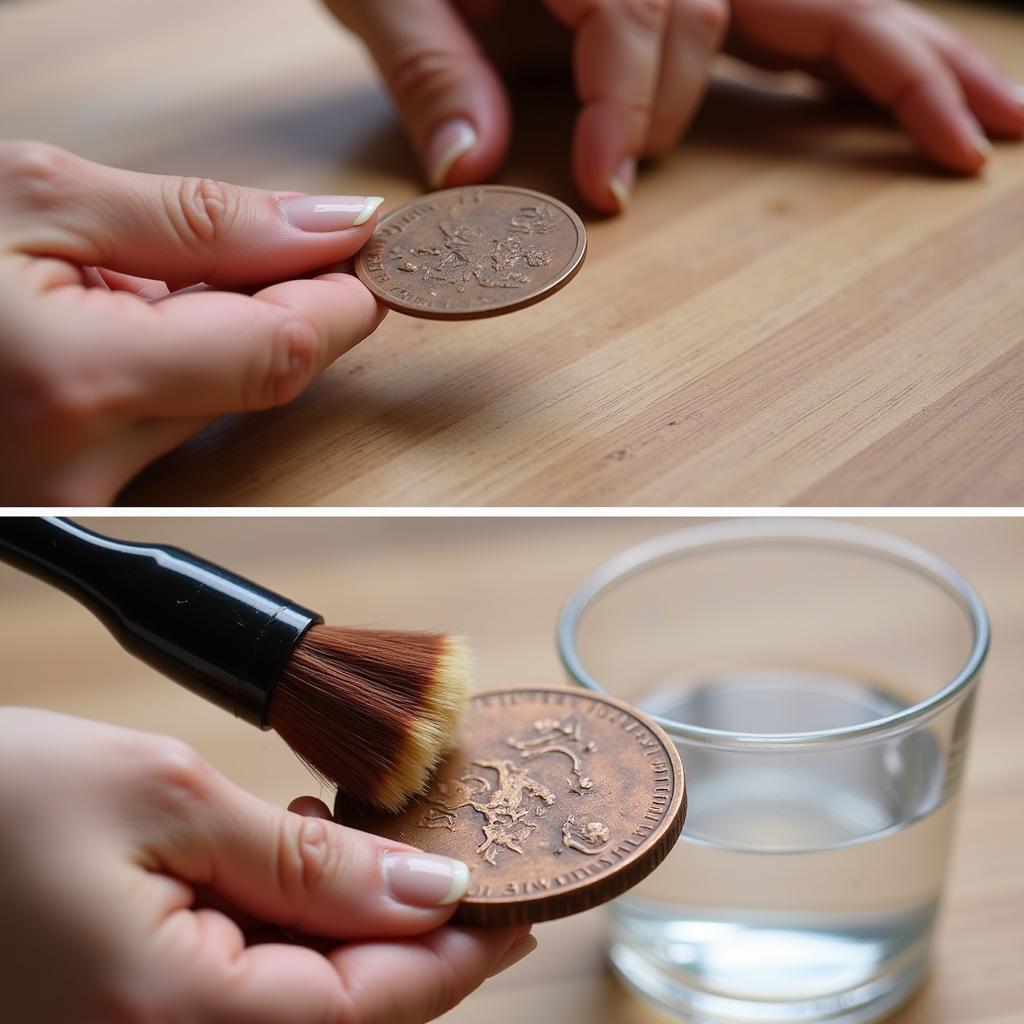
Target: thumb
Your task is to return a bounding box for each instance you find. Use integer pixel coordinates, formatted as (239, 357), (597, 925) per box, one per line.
(152, 763), (470, 940)
(328, 0), (511, 187)
(0, 141), (383, 287)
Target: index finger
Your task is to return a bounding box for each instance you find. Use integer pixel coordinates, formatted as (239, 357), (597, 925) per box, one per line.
(546, 0), (669, 212)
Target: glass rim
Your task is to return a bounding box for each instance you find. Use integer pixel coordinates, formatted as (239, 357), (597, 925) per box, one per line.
(556, 519), (990, 750)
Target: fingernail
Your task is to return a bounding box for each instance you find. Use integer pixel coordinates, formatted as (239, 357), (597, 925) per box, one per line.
(279, 195), (384, 232)
(427, 118), (477, 189)
(966, 124), (991, 156)
(382, 852), (469, 907)
(608, 157), (636, 213)
(960, 113), (992, 162)
(487, 935), (538, 978)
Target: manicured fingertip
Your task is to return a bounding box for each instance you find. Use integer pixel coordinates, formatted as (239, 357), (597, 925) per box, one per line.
(960, 112), (992, 170)
(383, 852), (470, 907)
(279, 194), (384, 232)
(487, 934), (538, 978)
(970, 132), (993, 160)
(608, 157), (637, 214)
(428, 118), (478, 189)
(354, 196), (385, 226)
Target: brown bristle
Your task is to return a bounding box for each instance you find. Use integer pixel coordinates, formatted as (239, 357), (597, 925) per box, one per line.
(268, 625), (471, 812)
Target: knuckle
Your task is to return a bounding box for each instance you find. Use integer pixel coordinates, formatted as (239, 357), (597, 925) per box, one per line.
(26, 474), (116, 507)
(277, 815), (343, 903)
(614, 96), (656, 121)
(622, 0), (671, 33)
(5, 356), (116, 445)
(0, 140), (75, 210)
(251, 312), (321, 410)
(141, 737), (214, 813)
(678, 0), (729, 44)
(164, 175), (242, 251)
(383, 41), (472, 121)
(425, 949), (466, 1020)
(328, 956), (365, 1024)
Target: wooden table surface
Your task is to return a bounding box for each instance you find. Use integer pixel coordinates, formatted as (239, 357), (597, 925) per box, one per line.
(3, 0), (1024, 506)
(0, 517), (1021, 1022)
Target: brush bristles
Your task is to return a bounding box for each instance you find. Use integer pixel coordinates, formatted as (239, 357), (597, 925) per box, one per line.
(268, 626), (471, 812)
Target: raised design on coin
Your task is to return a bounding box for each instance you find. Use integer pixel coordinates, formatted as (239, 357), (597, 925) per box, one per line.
(417, 715), (600, 866)
(337, 687), (686, 925)
(561, 815), (611, 854)
(355, 187), (587, 320)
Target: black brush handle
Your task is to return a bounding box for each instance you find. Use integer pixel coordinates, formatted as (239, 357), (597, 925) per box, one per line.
(0, 518), (322, 727)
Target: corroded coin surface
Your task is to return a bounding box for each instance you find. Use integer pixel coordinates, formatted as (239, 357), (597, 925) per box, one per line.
(354, 186), (587, 320)
(337, 687), (685, 925)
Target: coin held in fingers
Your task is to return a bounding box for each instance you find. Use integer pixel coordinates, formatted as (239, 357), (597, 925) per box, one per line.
(354, 187), (587, 320)
(337, 687), (686, 925)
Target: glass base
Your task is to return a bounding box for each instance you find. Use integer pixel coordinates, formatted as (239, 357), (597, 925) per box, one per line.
(609, 928), (928, 1024)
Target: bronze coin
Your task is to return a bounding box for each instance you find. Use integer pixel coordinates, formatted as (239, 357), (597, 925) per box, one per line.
(354, 186), (587, 320)
(336, 686), (686, 925)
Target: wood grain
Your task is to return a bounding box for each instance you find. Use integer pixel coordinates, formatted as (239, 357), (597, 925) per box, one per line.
(2, 0), (1022, 506)
(0, 518), (1021, 1023)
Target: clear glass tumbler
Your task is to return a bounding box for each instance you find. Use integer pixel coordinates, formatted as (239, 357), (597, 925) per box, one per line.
(557, 520), (988, 1024)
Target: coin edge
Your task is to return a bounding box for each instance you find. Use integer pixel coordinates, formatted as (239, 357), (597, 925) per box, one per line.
(451, 687), (686, 925)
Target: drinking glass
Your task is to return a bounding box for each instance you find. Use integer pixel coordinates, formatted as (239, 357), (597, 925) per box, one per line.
(557, 520), (988, 1024)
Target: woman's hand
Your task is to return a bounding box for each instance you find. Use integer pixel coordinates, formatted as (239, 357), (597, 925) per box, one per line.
(727, 0), (1023, 173)
(0, 708), (533, 1024)
(0, 142), (389, 504)
(325, 0), (1023, 213)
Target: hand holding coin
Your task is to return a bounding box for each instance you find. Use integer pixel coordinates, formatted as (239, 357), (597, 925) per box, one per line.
(0, 708), (530, 1024)
(0, 142), (387, 505)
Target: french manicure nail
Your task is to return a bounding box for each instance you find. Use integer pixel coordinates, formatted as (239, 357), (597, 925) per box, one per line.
(971, 132), (993, 160)
(487, 935), (538, 978)
(608, 157), (636, 213)
(961, 112), (992, 162)
(279, 195), (384, 232)
(382, 852), (469, 907)
(427, 118), (477, 189)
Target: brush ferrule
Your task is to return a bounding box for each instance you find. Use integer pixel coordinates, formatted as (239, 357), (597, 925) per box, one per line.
(233, 604), (323, 727)
(0, 518), (323, 728)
